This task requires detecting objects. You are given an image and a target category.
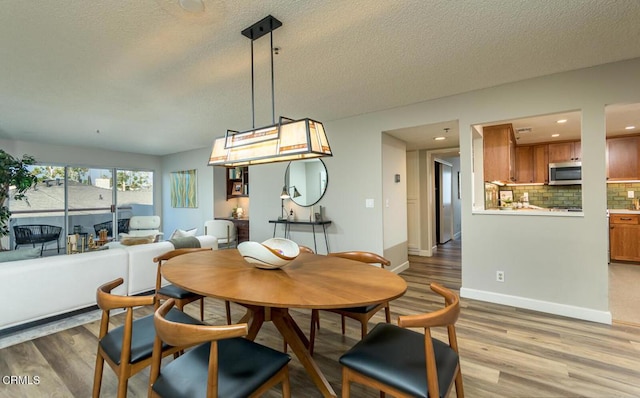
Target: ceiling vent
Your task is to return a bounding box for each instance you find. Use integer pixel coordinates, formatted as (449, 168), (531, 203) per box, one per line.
(515, 127), (532, 134)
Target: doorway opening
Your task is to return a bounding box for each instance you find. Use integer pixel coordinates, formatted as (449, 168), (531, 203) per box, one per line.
(384, 120), (460, 257)
(435, 159), (453, 245)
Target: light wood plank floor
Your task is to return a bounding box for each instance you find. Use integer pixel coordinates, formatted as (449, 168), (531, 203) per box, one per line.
(1, 239), (639, 397)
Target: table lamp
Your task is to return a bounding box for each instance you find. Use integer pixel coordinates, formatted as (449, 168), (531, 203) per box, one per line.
(280, 185), (301, 219)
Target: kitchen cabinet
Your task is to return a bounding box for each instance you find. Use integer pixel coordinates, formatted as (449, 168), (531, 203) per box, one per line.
(548, 141), (581, 163)
(607, 136), (640, 180)
(226, 166), (249, 200)
(610, 214), (640, 262)
(532, 144), (549, 183)
(515, 144), (548, 184)
(515, 146), (533, 183)
(483, 124), (516, 183)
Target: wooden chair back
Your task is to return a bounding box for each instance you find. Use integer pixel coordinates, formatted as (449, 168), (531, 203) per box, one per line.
(153, 248), (212, 296)
(340, 282), (463, 398)
(398, 283), (463, 398)
(153, 299), (247, 349)
(298, 245), (315, 254)
(310, 251), (392, 355)
(328, 251), (391, 267)
(152, 248), (213, 320)
(149, 299), (250, 397)
(93, 278), (156, 398)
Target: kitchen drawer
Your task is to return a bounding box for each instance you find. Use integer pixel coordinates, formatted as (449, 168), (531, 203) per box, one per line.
(610, 214), (639, 225)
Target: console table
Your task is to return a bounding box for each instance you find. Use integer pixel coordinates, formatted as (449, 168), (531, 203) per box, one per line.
(269, 219), (331, 254)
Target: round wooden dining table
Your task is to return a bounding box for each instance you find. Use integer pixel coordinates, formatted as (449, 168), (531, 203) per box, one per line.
(163, 249), (407, 398)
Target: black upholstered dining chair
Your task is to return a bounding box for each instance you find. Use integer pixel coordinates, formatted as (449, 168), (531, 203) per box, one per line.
(339, 282), (464, 398)
(92, 278), (202, 398)
(153, 248), (221, 322)
(309, 251), (391, 355)
(148, 299), (292, 397)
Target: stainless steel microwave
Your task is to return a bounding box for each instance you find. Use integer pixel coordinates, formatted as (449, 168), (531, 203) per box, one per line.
(549, 161), (581, 185)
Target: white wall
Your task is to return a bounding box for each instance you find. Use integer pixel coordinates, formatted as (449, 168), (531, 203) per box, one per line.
(406, 151), (420, 253)
(161, 147), (214, 237)
(248, 57), (640, 324)
(382, 133), (409, 269)
(9, 57), (640, 325)
(247, 118), (390, 255)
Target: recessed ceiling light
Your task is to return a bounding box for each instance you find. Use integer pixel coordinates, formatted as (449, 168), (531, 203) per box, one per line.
(434, 137), (446, 141)
(625, 125), (636, 130)
(551, 134), (560, 137)
(179, 0), (205, 13)
(557, 119), (567, 124)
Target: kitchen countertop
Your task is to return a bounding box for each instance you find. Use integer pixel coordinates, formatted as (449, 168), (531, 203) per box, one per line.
(608, 209), (640, 214)
(474, 208), (583, 217)
(475, 208), (640, 216)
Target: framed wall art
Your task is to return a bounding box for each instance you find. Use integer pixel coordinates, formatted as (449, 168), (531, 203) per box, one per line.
(499, 190), (513, 207)
(232, 181), (243, 195)
(170, 169), (197, 208)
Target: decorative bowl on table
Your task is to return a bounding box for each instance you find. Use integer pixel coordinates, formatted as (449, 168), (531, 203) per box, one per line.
(238, 238), (300, 269)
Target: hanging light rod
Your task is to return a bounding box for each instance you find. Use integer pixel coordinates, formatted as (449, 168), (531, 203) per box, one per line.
(208, 15), (332, 168)
(241, 15), (282, 40)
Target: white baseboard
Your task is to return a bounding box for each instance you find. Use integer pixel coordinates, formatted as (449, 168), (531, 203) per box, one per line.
(460, 287), (612, 325)
(453, 231), (461, 240)
(391, 260), (410, 274)
(408, 248), (431, 256)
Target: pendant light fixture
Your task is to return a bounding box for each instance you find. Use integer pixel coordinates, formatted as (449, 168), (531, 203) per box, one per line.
(208, 15), (332, 167)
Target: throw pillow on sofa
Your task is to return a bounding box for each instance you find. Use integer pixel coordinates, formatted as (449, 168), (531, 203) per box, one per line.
(0, 247), (41, 263)
(169, 228), (197, 239)
(120, 235), (156, 246)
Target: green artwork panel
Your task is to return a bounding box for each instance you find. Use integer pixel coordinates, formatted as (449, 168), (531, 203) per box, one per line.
(170, 169), (197, 208)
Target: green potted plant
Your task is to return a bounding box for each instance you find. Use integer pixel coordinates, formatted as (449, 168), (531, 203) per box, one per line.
(0, 150), (38, 250)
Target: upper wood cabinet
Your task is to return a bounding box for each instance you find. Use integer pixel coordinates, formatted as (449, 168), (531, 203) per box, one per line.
(532, 144), (549, 183)
(483, 124), (516, 182)
(515, 146), (533, 183)
(607, 136), (640, 180)
(548, 141), (581, 163)
(515, 144), (549, 184)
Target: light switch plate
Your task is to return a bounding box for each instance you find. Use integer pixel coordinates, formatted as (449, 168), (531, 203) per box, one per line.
(628, 191), (635, 198)
(365, 199), (374, 208)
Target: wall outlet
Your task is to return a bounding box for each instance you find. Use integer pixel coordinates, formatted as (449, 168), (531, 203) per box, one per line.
(496, 270), (505, 282)
(628, 191), (635, 198)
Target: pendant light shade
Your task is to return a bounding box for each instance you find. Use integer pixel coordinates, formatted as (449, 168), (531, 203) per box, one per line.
(208, 15), (332, 167)
(208, 117), (332, 167)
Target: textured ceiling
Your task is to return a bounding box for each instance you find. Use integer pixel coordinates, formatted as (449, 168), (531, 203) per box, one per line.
(1, 0), (640, 156)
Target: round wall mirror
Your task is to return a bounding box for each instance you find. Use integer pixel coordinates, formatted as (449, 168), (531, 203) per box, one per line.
(284, 159), (328, 207)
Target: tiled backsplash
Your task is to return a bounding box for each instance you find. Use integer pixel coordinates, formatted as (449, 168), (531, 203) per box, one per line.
(488, 185), (582, 209)
(484, 182), (640, 210)
(608, 182), (640, 209)
(484, 183), (499, 208)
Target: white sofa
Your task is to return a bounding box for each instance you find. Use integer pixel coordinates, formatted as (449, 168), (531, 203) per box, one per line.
(0, 236), (217, 332)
